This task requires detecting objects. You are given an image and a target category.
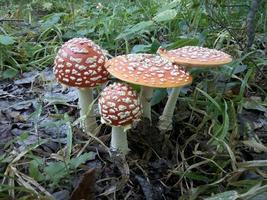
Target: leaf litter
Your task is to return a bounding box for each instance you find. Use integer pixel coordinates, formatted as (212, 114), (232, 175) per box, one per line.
(0, 66), (266, 199)
(0, 38), (267, 200)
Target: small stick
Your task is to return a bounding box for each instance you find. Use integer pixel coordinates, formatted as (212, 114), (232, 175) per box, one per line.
(0, 19), (25, 22)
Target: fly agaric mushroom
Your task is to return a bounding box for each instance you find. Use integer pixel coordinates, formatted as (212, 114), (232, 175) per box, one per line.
(105, 54), (192, 121)
(157, 46), (232, 132)
(98, 82), (142, 154)
(157, 46), (232, 67)
(53, 38), (109, 133)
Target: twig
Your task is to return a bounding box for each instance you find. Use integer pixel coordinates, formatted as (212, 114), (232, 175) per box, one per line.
(0, 18), (24, 23)
(246, 0), (261, 49)
(220, 4), (249, 8)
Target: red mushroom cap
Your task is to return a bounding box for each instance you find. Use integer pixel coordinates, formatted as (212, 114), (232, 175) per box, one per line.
(105, 54), (192, 88)
(53, 38), (109, 88)
(98, 82), (142, 126)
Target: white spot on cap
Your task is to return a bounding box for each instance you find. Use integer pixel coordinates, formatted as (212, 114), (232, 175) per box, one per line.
(109, 108), (116, 113)
(90, 76), (102, 81)
(109, 115), (118, 120)
(89, 64), (97, 69)
(98, 59), (104, 64)
(132, 107), (140, 115)
(107, 101), (116, 107)
(63, 78), (69, 82)
(85, 57), (96, 64)
(129, 104), (135, 109)
(84, 70), (93, 76)
(61, 51), (68, 58)
(57, 57), (64, 62)
(72, 69), (78, 75)
(70, 56), (82, 63)
(118, 105), (127, 111)
(103, 105), (108, 109)
(66, 62), (72, 67)
(69, 46), (89, 54)
(102, 109), (108, 113)
(122, 97), (132, 104)
(77, 65), (87, 70)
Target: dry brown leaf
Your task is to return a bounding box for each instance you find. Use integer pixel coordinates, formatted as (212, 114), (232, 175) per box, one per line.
(70, 168), (95, 200)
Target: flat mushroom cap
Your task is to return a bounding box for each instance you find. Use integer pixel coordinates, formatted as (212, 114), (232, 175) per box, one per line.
(157, 46), (232, 67)
(53, 38), (109, 88)
(98, 82), (142, 126)
(105, 54), (192, 88)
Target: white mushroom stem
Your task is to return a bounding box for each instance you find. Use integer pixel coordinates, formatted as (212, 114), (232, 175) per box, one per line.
(158, 87), (181, 132)
(110, 126), (129, 155)
(78, 88), (98, 134)
(140, 86), (154, 121)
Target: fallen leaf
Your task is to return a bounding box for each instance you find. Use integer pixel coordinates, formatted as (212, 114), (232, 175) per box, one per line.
(44, 88), (78, 104)
(70, 168), (95, 200)
(14, 71), (39, 85)
(243, 138), (267, 153)
(6, 111), (27, 122)
(243, 99), (267, 112)
(11, 100), (33, 110)
(135, 175), (159, 200)
(0, 89), (9, 97)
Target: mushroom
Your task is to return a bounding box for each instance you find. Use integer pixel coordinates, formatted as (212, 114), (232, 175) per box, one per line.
(98, 82), (142, 155)
(104, 54), (192, 121)
(157, 46), (232, 132)
(157, 46), (232, 67)
(53, 38), (109, 133)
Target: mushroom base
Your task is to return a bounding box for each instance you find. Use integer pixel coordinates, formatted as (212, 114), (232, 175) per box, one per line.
(157, 87), (181, 132)
(110, 126), (129, 155)
(78, 88), (98, 134)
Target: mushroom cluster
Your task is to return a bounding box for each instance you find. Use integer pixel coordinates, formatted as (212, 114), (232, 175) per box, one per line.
(53, 37), (233, 155)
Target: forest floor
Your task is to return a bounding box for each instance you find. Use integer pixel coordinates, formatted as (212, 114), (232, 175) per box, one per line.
(0, 67), (266, 199)
(0, 0), (267, 199)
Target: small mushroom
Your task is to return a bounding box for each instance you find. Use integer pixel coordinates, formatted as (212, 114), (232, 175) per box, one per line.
(98, 82), (142, 155)
(157, 46), (233, 132)
(53, 38), (109, 133)
(105, 54), (192, 121)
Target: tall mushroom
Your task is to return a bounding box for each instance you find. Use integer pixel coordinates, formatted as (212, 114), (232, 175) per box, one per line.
(104, 54), (192, 121)
(53, 38), (109, 133)
(98, 82), (142, 155)
(157, 46), (232, 132)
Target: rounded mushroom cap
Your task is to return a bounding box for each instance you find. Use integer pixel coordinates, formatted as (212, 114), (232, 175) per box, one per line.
(98, 82), (142, 126)
(53, 38), (109, 88)
(105, 54), (192, 88)
(158, 46), (232, 67)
